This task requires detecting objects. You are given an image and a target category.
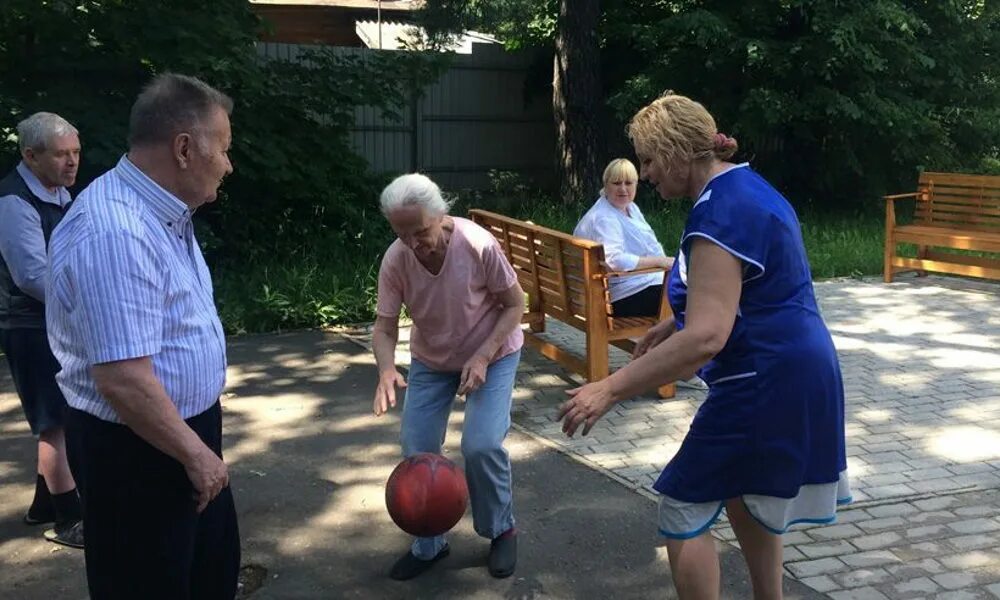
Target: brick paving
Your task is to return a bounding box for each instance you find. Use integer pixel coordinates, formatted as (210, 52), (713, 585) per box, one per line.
(353, 274), (1000, 599)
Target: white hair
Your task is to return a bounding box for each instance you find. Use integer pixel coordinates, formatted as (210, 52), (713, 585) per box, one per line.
(17, 112), (78, 153)
(379, 173), (453, 216)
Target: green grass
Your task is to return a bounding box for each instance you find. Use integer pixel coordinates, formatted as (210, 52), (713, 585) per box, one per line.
(210, 197), (887, 334)
(505, 196), (885, 280)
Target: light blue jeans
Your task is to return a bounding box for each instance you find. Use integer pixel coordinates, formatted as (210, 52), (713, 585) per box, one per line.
(401, 350), (520, 560)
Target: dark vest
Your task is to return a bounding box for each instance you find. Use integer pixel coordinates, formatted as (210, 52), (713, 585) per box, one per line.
(0, 168), (71, 329)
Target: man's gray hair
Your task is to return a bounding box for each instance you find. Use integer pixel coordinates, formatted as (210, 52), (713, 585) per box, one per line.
(128, 73), (233, 148)
(17, 112), (78, 153)
(380, 173), (453, 216)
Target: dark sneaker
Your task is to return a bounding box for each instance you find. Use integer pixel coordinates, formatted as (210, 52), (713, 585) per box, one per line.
(389, 545), (450, 581)
(43, 520), (84, 549)
(488, 531), (517, 578)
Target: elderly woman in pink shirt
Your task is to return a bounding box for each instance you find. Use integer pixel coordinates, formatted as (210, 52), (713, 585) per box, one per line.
(371, 173), (525, 581)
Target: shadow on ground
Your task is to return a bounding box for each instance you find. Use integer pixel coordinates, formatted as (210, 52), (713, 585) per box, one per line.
(0, 331), (826, 599)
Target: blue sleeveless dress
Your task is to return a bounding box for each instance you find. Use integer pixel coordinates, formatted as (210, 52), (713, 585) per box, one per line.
(655, 164), (850, 536)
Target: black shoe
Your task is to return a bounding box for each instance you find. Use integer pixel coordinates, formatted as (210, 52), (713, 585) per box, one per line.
(389, 545), (450, 581)
(43, 520), (84, 549)
(488, 531), (517, 578)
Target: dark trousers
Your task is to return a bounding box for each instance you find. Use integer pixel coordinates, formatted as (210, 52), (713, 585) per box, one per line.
(66, 402), (240, 600)
(611, 284), (663, 318)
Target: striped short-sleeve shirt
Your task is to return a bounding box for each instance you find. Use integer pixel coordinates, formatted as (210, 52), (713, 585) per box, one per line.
(46, 156), (227, 423)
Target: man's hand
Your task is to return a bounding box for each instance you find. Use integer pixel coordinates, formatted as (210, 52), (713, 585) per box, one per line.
(184, 445), (229, 513)
(374, 368), (407, 416)
(633, 317), (676, 359)
(458, 354), (489, 396)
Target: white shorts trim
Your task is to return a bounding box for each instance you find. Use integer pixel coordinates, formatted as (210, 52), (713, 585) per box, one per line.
(658, 471), (852, 539)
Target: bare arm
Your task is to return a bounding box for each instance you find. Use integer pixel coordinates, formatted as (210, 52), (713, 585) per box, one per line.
(372, 315), (407, 415)
(372, 315), (400, 375)
(472, 281), (525, 362)
(559, 239), (742, 435)
(459, 281), (525, 395)
(92, 357), (227, 512)
(633, 255), (674, 270)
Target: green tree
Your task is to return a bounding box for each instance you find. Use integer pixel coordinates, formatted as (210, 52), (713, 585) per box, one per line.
(608, 0), (1000, 206)
(422, 0), (1000, 208)
(0, 0), (442, 261)
(420, 0), (607, 204)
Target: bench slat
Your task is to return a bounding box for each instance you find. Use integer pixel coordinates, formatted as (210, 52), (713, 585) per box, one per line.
(919, 172), (1000, 189)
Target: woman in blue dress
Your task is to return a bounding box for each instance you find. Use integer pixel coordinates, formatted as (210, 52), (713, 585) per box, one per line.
(558, 93), (850, 599)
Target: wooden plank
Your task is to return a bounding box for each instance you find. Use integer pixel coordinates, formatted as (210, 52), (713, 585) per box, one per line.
(533, 241), (562, 263)
(536, 265), (582, 292)
(513, 273), (537, 294)
(914, 214), (1000, 230)
(917, 202), (1000, 217)
(469, 209), (601, 249)
(522, 334), (588, 377)
(885, 196), (897, 283)
(582, 246), (610, 382)
(924, 250), (1000, 271)
(920, 190), (1000, 203)
(918, 196), (1000, 208)
(523, 229), (544, 332)
(893, 227), (1000, 252)
(919, 172), (1000, 188)
(891, 256), (1000, 280)
(537, 282), (586, 313)
(509, 253), (536, 271)
(553, 238), (570, 309)
(520, 311), (544, 327)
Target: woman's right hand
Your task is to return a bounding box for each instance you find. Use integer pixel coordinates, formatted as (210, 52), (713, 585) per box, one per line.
(374, 369), (407, 416)
(633, 317), (676, 359)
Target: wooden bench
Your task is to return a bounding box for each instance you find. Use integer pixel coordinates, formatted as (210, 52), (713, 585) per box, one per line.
(470, 209), (676, 399)
(884, 172), (1000, 282)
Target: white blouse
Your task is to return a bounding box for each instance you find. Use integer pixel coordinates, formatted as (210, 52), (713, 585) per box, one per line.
(573, 195), (666, 302)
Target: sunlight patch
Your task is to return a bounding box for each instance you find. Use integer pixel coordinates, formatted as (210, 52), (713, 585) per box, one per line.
(854, 409), (893, 424)
(927, 426), (1000, 462)
(921, 348), (1000, 370)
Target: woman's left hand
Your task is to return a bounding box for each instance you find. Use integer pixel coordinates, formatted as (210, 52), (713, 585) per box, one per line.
(558, 379), (615, 437)
(458, 354), (489, 396)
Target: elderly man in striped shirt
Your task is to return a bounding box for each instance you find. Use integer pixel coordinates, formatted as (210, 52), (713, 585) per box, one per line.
(47, 73), (240, 599)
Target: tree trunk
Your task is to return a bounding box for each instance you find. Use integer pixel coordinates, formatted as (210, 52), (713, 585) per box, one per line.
(553, 0), (604, 205)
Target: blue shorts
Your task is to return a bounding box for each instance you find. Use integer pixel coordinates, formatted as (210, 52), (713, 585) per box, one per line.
(1, 328), (68, 435)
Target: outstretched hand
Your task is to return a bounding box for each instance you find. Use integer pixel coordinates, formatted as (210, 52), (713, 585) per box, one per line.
(557, 379), (615, 437)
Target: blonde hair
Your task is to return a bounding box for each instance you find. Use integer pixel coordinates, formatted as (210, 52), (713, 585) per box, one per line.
(627, 92), (738, 173)
(602, 158), (638, 186)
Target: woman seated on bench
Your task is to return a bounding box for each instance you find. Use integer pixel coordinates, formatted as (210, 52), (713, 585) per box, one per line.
(574, 158), (674, 318)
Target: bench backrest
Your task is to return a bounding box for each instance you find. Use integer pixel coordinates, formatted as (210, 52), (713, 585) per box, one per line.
(469, 209), (605, 330)
(917, 172), (1000, 231)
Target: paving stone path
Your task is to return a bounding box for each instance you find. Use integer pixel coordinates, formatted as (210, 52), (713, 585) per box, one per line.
(353, 274), (1000, 599)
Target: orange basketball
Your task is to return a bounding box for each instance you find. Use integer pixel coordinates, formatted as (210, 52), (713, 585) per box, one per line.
(385, 453), (469, 537)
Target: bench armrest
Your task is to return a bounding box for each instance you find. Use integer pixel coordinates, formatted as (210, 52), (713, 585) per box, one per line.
(884, 192), (919, 201)
(595, 265), (670, 280)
